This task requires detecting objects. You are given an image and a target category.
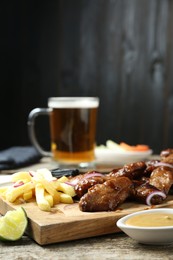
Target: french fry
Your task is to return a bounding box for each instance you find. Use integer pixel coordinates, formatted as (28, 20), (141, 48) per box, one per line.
(57, 176), (69, 183)
(31, 172), (44, 183)
(60, 193), (73, 204)
(52, 176), (69, 190)
(35, 168), (55, 181)
(5, 182), (34, 203)
(44, 192), (54, 207)
(35, 183), (51, 211)
(2, 168), (76, 211)
(11, 171), (32, 183)
(39, 179), (60, 204)
(23, 190), (33, 201)
(49, 179), (60, 190)
(58, 183), (76, 197)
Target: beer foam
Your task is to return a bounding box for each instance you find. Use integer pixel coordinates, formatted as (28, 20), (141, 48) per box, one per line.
(48, 97), (99, 108)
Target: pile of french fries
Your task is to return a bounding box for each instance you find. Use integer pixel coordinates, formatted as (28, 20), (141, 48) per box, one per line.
(0, 168), (76, 211)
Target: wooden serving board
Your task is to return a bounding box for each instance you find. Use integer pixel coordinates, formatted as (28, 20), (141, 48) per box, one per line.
(1, 196), (173, 245)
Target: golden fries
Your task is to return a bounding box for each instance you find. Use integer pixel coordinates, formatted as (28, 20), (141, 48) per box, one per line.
(44, 192), (54, 207)
(1, 168), (76, 211)
(58, 183), (76, 197)
(60, 193), (73, 204)
(35, 183), (51, 211)
(23, 190), (33, 201)
(11, 171), (32, 183)
(38, 179), (60, 204)
(5, 182), (35, 203)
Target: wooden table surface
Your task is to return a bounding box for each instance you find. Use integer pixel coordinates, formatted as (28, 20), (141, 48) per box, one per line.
(0, 156), (173, 260)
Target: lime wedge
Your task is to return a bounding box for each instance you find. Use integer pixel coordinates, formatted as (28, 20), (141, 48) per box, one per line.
(0, 207), (28, 241)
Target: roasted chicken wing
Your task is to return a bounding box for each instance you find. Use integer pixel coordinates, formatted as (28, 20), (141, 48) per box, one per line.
(79, 177), (133, 212)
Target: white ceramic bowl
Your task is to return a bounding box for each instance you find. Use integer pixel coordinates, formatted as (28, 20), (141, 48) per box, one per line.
(95, 148), (153, 165)
(116, 208), (173, 245)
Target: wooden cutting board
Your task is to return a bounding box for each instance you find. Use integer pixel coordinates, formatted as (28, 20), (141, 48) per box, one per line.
(0, 196), (173, 245)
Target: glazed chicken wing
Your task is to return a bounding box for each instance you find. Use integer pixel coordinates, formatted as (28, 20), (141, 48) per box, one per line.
(75, 176), (107, 198)
(79, 177), (133, 212)
(131, 180), (166, 205)
(108, 161), (146, 180)
(149, 166), (173, 194)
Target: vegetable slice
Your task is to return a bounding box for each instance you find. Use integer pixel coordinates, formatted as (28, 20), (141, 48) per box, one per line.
(146, 191), (166, 206)
(0, 207), (28, 241)
(120, 142), (150, 151)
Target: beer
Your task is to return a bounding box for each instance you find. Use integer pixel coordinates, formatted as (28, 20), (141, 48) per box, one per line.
(28, 97), (99, 167)
(48, 97), (99, 164)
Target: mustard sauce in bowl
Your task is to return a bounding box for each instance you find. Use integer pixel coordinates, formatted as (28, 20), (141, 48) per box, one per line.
(125, 213), (173, 227)
(116, 208), (173, 245)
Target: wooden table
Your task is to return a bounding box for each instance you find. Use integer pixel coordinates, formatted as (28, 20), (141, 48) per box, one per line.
(1, 156), (173, 259)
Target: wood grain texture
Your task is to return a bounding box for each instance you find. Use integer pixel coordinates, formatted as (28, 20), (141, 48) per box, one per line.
(58, 0), (173, 153)
(0, 194), (173, 245)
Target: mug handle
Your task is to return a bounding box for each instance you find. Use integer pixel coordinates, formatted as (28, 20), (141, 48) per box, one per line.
(27, 108), (52, 157)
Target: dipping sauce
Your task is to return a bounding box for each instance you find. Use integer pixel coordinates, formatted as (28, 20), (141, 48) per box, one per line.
(125, 213), (173, 227)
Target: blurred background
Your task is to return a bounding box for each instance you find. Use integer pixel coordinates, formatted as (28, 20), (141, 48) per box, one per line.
(1, 0), (173, 154)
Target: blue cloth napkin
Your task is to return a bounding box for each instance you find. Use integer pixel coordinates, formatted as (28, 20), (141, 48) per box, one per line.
(0, 146), (42, 170)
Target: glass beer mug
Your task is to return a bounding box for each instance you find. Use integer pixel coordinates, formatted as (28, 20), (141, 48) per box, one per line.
(28, 97), (99, 168)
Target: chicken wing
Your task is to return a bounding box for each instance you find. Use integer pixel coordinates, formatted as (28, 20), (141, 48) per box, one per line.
(79, 177), (133, 212)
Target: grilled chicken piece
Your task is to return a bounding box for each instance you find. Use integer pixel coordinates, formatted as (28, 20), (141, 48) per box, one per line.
(75, 148), (173, 212)
(160, 148), (173, 159)
(75, 176), (107, 198)
(149, 166), (173, 194)
(108, 161), (146, 180)
(161, 154), (173, 165)
(79, 177), (133, 212)
(144, 160), (161, 176)
(131, 180), (166, 205)
(159, 148), (173, 164)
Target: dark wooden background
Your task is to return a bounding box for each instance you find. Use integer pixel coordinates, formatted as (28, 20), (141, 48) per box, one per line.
(1, 0), (173, 154)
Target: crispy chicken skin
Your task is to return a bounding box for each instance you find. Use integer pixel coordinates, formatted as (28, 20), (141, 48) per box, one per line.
(79, 177), (133, 212)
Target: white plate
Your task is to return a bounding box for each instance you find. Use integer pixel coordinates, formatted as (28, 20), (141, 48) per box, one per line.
(117, 208), (173, 245)
(0, 175), (12, 187)
(95, 148), (153, 165)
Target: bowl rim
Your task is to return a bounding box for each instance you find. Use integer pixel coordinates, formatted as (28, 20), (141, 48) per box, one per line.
(95, 148), (153, 156)
(116, 208), (173, 230)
